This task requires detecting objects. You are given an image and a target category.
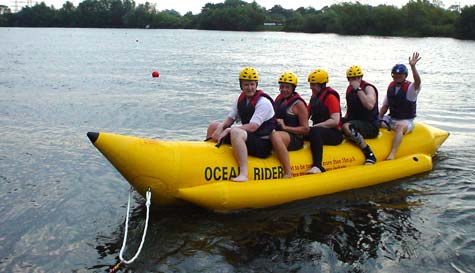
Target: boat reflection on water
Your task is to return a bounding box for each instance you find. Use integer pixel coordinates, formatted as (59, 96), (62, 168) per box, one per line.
(94, 178), (426, 272)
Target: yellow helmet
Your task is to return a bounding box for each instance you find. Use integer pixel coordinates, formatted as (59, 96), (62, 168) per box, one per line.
(307, 69), (329, 84)
(346, 65), (364, 77)
(278, 72), (298, 87)
(239, 67), (259, 81)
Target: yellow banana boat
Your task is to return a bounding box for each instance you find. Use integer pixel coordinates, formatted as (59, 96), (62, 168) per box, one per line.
(87, 122), (448, 211)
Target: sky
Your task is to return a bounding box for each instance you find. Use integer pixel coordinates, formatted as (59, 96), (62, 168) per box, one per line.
(4, 0), (475, 13)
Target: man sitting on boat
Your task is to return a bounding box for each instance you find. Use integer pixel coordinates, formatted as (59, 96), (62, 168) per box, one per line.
(206, 67), (276, 182)
(379, 52), (422, 160)
(341, 65), (379, 165)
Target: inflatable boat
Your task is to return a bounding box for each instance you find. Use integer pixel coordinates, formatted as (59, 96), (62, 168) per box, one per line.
(87, 122), (448, 211)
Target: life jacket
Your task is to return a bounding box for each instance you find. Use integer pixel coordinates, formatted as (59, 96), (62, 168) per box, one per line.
(345, 80), (379, 127)
(237, 90), (276, 137)
(308, 87), (341, 128)
(387, 80), (416, 119)
(274, 92), (307, 128)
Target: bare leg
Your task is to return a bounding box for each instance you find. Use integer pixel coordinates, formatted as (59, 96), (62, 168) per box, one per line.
(271, 131), (292, 178)
(387, 122), (407, 160)
(229, 128), (249, 182)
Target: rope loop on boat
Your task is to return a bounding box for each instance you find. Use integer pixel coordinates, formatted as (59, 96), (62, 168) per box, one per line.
(110, 187), (151, 273)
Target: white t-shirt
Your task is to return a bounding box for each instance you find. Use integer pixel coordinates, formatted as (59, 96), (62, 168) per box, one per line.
(228, 95), (275, 126)
(382, 82), (421, 106)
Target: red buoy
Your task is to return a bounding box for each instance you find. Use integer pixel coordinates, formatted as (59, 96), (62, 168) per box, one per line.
(152, 71), (160, 78)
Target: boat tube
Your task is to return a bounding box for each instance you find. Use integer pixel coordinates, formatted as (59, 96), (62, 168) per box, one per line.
(87, 122), (448, 211)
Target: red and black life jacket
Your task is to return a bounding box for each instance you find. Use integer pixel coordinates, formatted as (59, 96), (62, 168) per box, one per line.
(237, 90), (276, 137)
(274, 92), (307, 128)
(308, 87), (341, 128)
(387, 80), (416, 119)
(345, 80), (379, 127)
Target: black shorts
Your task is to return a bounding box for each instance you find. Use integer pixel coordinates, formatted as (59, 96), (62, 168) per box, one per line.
(223, 132), (272, 158)
(346, 120), (379, 139)
(287, 133), (304, 151)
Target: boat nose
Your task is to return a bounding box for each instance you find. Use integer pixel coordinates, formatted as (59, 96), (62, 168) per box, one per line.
(87, 132), (99, 144)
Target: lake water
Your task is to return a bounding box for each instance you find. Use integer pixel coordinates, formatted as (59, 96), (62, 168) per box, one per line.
(1, 28), (474, 272)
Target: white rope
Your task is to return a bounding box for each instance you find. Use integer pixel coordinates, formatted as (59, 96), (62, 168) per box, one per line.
(118, 187), (151, 264)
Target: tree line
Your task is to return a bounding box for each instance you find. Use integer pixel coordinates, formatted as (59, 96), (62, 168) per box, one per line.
(1, 0), (474, 40)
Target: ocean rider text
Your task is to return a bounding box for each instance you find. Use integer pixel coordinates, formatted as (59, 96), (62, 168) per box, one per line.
(204, 166), (284, 181)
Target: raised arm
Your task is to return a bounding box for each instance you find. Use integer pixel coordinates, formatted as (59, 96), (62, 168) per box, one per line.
(409, 52), (421, 90)
(357, 85), (377, 110)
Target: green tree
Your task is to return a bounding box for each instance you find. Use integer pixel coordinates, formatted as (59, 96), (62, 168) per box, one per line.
(76, 0), (109, 27)
(121, 0), (136, 27)
(282, 11), (304, 32)
(14, 2), (58, 27)
(371, 5), (403, 36)
(198, 0), (265, 31)
(302, 12), (324, 33)
(267, 4), (292, 24)
(151, 10), (182, 28)
(401, 0), (457, 37)
(57, 1), (77, 27)
(181, 11), (197, 29)
(110, 0), (124, 27)
(329, 3), (374, 35)
(0, 5), (12, 26)
(402, 0), (433, 36)
(122, 1), (156, 28)
(317, 6), (340, 34)
(455, 5), (475, 39)
(429, 4), (457, 36)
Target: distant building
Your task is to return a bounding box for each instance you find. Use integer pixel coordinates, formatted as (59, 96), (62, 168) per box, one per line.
(0, 4), (11, 14)
(263, 22), (284, 26)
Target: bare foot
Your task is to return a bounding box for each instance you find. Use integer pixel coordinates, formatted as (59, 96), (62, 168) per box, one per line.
(386, 154), (395, 160)
(283, 173), (293, 179)
(306, 166), (321, 174)
(231, 175), (248, 182)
